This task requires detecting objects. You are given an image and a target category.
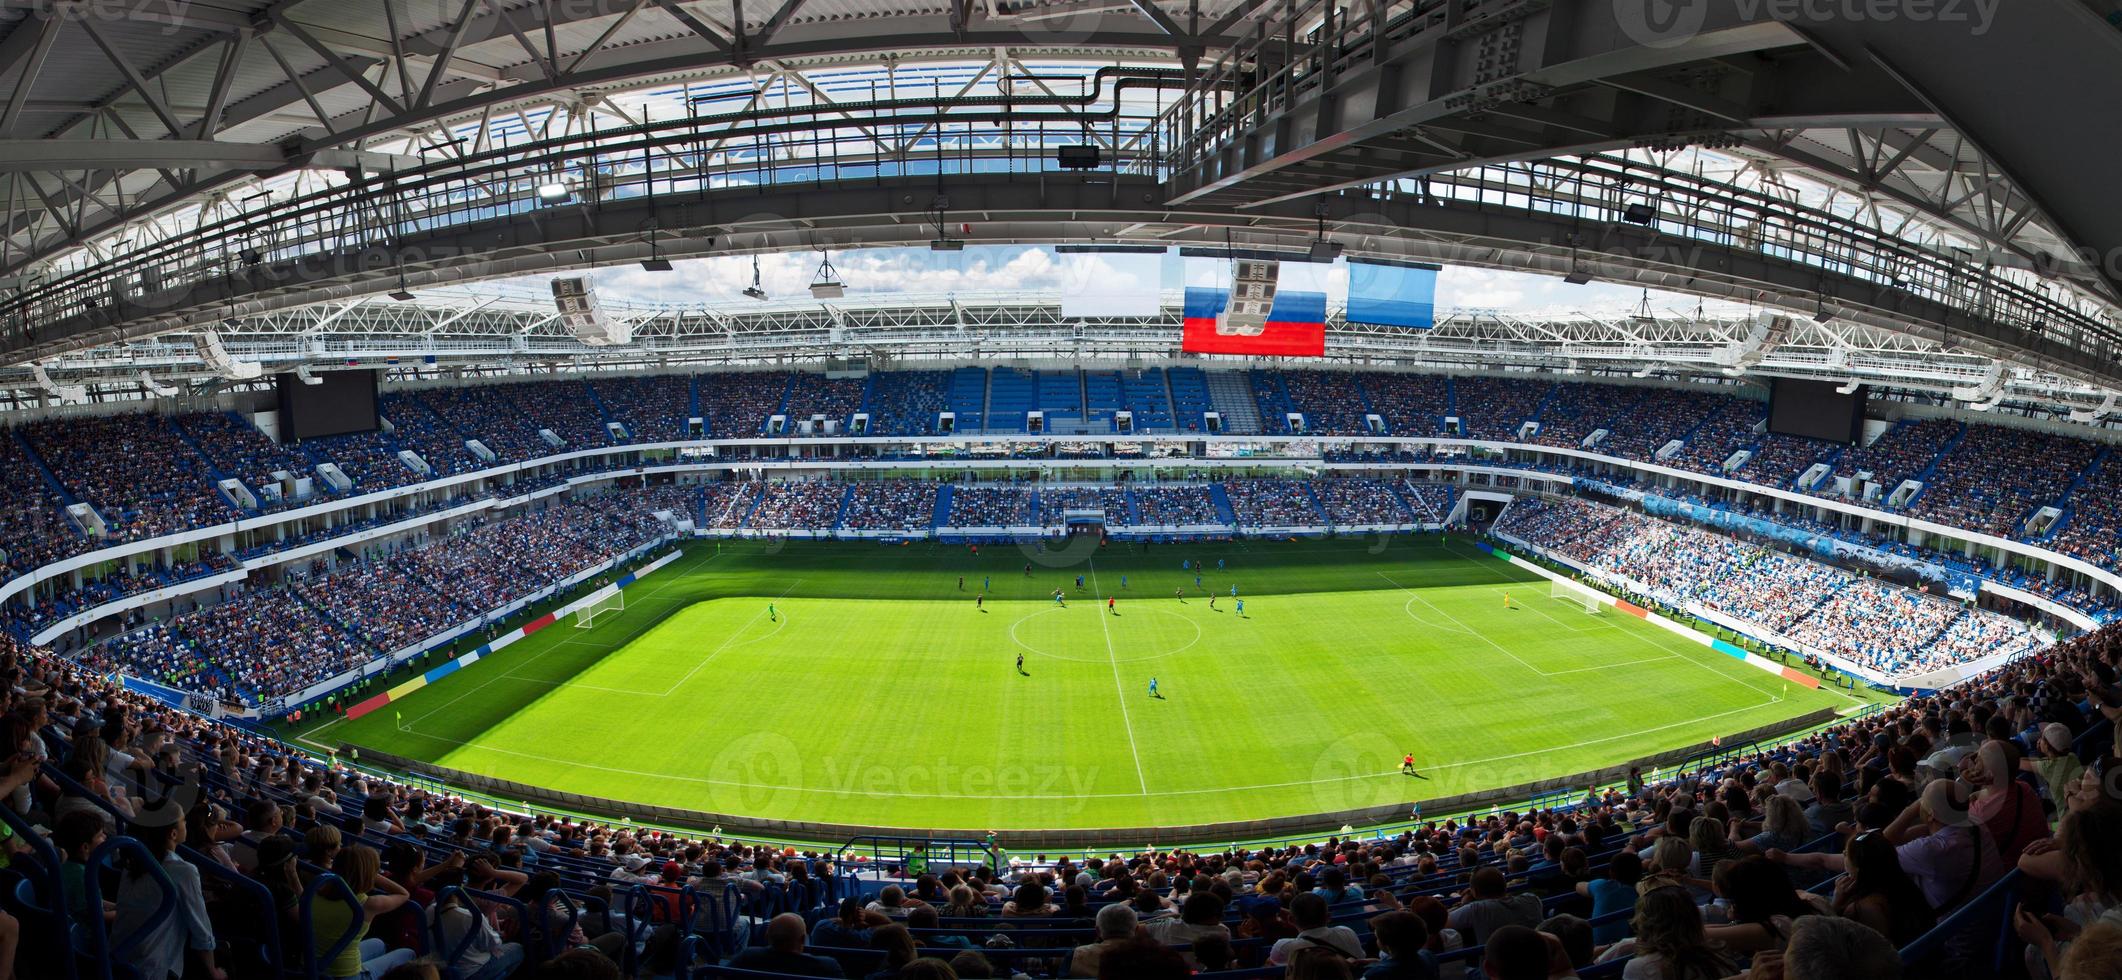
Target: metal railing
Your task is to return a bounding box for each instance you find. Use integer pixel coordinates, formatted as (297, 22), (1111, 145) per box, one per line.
(2, 70), (1184, 346)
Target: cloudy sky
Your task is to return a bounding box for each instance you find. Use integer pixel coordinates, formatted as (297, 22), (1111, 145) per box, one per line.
(579, 245), (1758, 320)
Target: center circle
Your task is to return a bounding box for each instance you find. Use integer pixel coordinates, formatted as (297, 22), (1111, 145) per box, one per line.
(1009, 605), (1204, 663)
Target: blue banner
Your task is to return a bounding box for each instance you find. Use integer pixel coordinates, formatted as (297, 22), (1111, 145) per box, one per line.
(1346, 263), (1438, 329)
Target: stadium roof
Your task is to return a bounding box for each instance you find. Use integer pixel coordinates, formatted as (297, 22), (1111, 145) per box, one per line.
(0, 0), (2115, 392)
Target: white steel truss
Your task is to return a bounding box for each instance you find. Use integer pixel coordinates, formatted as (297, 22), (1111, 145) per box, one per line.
(4, 289), (2117, 425)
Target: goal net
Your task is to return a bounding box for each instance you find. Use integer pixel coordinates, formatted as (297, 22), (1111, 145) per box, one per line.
(575, 590), (624, 628)
(1549, 577), (1605, 614)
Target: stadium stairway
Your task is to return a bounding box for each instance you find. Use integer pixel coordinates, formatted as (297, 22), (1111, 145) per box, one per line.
(1789, 444), (1849, 492)
(767, 374), (797, 423)
(829, 485), (855, 530)
(1300, 481), (1330, 524)
(165, 416), (255, 512)
(11, 427), (82, 508)
(1167, 366), (1215, 432)
(1529, 383), (1561, 426)
(1209, 484), (1239, 525)
(1904, 421), (1970, 499)
(1122, 487), (1144, 524)
(1204, 372), (1263, 434)
(1595, 386), (1655, 447)
(403, 392), (467, 442)
(736, 483), (769, 529)
(1250, 370), (1296, 433)
(688, 375), (703, 425)
(854, 373), (879, 430)
(931, 485), (954, 529)
(944, 367), (986, 433)
(1391, 482), (1433, 522)
(580, 380), (622, 442)
(1120, 368), (1175, 432)
(2042, 446), (2114, 543)
(289, 568), (389, 654)
(1673, 399), (1731, 447)
(2057, 445), (2111, 508)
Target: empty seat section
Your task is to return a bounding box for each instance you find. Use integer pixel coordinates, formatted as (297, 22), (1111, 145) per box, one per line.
(1083, 371), (1124, 432)
(1121, 369), (1174, 431)
(987, 368), (1034, 432)
(1035, 370), (1085, 433)
(1166, 367), (1214, 432)
(946, 368), (987, 432)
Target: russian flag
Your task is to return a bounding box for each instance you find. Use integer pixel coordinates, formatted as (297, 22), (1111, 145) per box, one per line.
(1180, 256), (1330, 357)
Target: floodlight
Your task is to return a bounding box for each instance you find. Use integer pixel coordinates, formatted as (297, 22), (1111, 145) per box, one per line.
(809, 251), (845, 298)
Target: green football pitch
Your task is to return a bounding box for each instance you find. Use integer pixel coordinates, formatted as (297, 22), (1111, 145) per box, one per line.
(309, 535), (1865, 833)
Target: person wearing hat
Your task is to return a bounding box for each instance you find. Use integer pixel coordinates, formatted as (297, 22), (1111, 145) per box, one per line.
(2021, 723), (2086, 819)
(111, 788), (221, 980)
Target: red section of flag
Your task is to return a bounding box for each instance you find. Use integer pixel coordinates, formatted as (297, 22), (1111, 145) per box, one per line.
(1180, 318), (1326, 357)
(521, 612), (559, 635)
(1614, 600), (1650, 619)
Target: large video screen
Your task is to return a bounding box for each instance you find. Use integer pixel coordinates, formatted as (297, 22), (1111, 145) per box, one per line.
(1768, 377), (1866, 444)
(276, 369), (379, 441)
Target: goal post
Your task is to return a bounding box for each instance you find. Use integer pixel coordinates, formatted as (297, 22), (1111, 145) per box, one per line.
(575, 589), (624, 628)
(1549, 576), (1605, 614)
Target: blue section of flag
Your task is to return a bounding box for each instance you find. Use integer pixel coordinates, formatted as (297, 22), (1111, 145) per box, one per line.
(1265, 288), (1327, 326)
(1182, 286), (1229, 320)
(1347, 263), (1438, 329)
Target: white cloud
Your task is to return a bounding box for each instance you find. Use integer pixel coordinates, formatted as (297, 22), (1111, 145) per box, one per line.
(575, 244), (1764, 322)
(588, 246), (1091, 306)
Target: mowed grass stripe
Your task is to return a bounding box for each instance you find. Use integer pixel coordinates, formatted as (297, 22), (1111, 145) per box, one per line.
(324, 537), (1845, 830)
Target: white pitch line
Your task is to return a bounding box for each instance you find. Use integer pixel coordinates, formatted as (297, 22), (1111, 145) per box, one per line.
(1376, 570), (1548, 675)
(656, 580), (802, 696)
(384, 690), (1790, 801)
(399, 551), (723, 728)
(1088, 559), (1149, 795)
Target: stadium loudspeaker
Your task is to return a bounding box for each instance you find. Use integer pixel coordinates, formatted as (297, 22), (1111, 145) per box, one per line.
(1622, 202), (1656, 225)
(1055, 145), (1101, 170)
(552, 276), (632, 346)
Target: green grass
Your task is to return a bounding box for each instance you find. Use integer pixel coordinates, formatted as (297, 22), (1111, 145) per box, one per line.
(311, 535), (1862, 832)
